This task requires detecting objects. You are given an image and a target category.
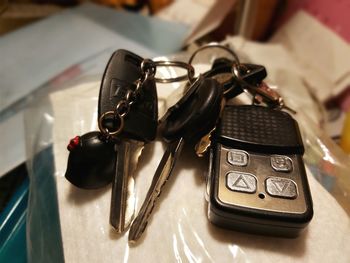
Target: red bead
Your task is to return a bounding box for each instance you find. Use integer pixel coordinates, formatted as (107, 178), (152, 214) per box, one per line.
(67, 136), (80, 151)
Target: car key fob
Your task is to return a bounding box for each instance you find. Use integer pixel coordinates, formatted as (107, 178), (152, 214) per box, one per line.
(207, 105), (313, 238)
(98, 49), (158, 142)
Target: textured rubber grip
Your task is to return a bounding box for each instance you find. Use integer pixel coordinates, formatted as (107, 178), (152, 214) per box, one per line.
(216, 105), (304, 154)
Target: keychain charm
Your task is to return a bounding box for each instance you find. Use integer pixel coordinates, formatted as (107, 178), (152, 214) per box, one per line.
(65, 131), (116, 189)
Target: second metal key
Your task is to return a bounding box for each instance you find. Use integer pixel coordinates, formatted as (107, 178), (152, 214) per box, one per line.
(129, 76), (223, 242)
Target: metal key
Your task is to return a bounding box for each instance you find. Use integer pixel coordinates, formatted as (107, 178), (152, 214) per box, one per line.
(253, 82), (297, 114)
(98, 50), (158, 232)
(128, 76), (223, 242)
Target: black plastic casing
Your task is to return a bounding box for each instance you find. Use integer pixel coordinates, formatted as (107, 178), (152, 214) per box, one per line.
(98, 49), (158, 142)
(160, 77), (223, 144)
(208, 147), (313, 238)
(208, 105), (313, 238)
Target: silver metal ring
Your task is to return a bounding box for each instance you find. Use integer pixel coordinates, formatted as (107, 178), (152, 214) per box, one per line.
(188, 43), (240, 67)
(232, 63), (250, 82)
(187, 43), (240, 84)
(153, 60), (195, 83)
(232, 63), (243, 80)
(98, 111), (124, 136)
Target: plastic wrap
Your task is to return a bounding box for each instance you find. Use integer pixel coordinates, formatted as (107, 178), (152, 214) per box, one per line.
(24, 94), (64, 263)
(25, 44), (350, 262)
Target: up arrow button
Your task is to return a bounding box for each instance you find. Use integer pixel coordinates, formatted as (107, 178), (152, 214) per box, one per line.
(226, 172), (257, 193)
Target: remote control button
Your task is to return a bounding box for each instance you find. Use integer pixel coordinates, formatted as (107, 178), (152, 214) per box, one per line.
(227, 150), (249, 166)
(226, 172), (256, 193)
(270, 155), (293, 172)
(265, 177), (297, 199)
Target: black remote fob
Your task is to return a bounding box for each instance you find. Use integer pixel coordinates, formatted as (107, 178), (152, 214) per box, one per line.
(208, 105), (313, 238)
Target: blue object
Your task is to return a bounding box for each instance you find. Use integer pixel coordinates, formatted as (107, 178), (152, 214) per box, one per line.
(0, 177), (29, 263)
(0, 146), (64, 262)
(76, 3), (189, 54)
(26, 146), (64, 263)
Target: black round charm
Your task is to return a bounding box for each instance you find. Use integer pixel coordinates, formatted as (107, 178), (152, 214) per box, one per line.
(65, 131), (116, 189)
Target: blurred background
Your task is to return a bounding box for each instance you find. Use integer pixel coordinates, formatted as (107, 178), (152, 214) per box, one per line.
(0, 0), (349, 262)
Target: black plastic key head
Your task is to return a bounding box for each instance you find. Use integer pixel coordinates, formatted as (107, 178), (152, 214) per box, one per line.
(237, 63), (267, 86)
(98, 49), (158, 142)
(160, 77), (223, 144)
(65, 132), (116, 189)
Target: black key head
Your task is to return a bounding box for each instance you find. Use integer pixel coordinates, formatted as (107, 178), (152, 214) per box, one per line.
(237, 63), (267, 86)
(160, 77), (223, 144)
(65, 132), (116, 189)
(211, 57), (233, 69)
(98, 49), (158, 142)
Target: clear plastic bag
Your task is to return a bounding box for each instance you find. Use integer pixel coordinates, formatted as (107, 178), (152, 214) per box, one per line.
(25, 44), (350, 262)
(24, 95), (64, 263)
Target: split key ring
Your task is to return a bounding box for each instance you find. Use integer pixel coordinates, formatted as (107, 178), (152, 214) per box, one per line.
(153, 60), (195, 83)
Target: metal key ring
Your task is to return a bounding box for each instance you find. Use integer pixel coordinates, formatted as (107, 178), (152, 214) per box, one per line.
(232, 62), (243, 80)
(188, 43), (240, 82)
(231, 62), (258, 96)
(231, 63), (250, 83)
(153, 60), (195, 83)
(98, 111), (124, 136)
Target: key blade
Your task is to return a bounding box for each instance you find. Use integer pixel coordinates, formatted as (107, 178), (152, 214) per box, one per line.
(253, 82), (297, 114)
(110, 139), (144, 232)
(128, 138), (185, 242)
(195, 128), (215, 157)
(195, 98), (226, 157)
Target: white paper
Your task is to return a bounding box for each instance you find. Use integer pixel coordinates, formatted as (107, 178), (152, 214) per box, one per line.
(271, 11), (350, 100)
(156, 0), (237, 44)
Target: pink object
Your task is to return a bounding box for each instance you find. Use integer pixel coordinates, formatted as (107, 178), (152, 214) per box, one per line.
(340, 86), (350, 111)
(282, 0), (350, 43)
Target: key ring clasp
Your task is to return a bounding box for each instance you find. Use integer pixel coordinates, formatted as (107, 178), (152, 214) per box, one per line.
(188, 43), (241, 83)
(188, 43), (240, 65)
(98, 111), (124, 137)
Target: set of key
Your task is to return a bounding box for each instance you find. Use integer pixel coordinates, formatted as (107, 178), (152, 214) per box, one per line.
(65, 45), (312, 242)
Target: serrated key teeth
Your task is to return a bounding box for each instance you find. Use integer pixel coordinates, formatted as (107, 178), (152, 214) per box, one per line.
(110, 215), (133, 233)
(109, 140), (142, 233)
(128, 218), (147, 242)
(109, 215), (124, 233)
(110, 222), (123, 233)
